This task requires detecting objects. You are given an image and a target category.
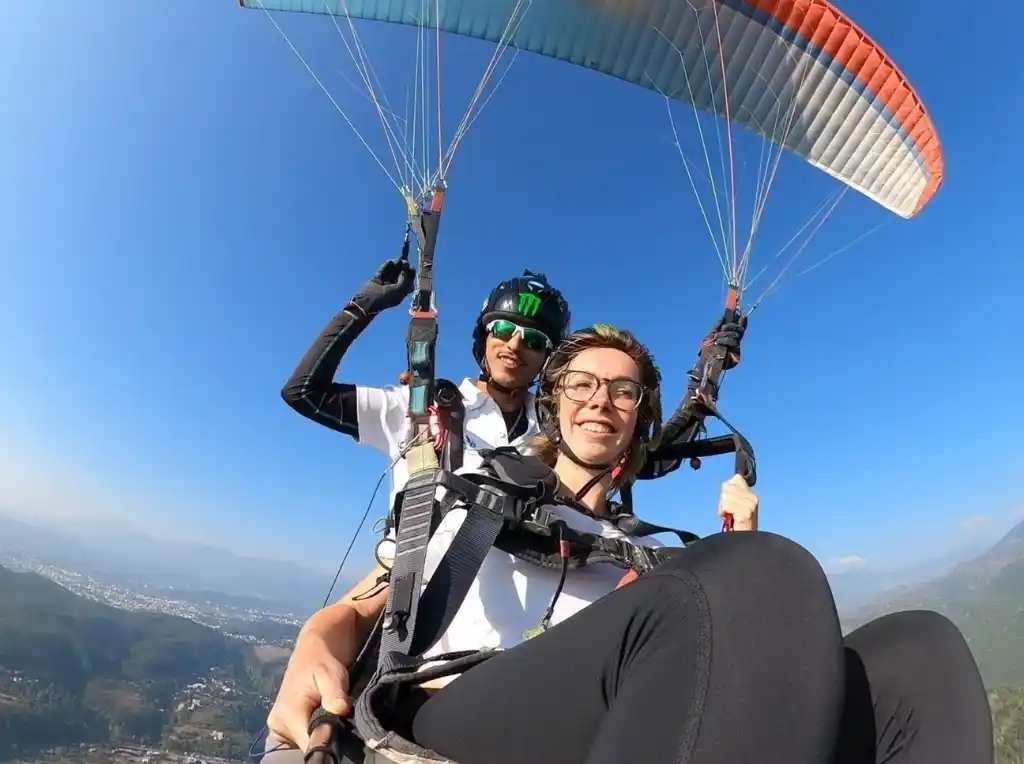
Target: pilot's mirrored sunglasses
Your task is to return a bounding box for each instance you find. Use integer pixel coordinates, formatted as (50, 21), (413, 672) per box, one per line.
(485, 319), (553, 352)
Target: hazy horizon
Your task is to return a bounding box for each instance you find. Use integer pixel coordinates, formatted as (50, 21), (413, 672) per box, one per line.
(3, 491), (1020, 580)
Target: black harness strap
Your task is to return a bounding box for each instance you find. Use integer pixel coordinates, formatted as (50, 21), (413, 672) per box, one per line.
(376, 470), (516, 667)
(614, 513), (701, 546)
(406, 479), (513, 657)
(376, 450), (559, 662)
(376, 468), (438, 662)
(351, 464), (547, 754)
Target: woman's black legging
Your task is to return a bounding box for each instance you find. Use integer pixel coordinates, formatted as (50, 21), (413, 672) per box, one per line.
(411, 531), (993, 764)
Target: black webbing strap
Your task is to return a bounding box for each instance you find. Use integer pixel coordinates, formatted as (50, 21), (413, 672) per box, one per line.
(352, 469), (526, 752)
(614, 513), (701, 546)
(376, 470), (524, 671)
(409, 483), (511, 656)
(376, 464), (438, 662)
(555, 525), (662, 574)
(398, 449), (561, 654)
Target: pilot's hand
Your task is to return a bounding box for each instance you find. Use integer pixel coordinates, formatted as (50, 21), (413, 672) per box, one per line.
(362, 257), (416, 311)
(702, 315), (746, 369)
(266, 633), (352, 752)
(718, 473), (758, 531)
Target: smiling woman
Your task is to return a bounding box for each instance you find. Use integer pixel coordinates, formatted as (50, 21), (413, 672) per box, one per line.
(530, 323), (664, 507)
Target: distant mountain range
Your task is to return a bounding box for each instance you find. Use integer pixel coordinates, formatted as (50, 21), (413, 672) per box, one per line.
(845, 518), (1024, 689)
(827, 541), (991, 613)
(0, 513), (351, 616)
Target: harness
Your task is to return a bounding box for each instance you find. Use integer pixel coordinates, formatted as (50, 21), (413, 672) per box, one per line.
(304, 447), (699, 764)
(421, 385), (697, 572)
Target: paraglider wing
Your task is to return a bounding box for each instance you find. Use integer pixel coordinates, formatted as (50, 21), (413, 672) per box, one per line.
(242, 0), (943, 218)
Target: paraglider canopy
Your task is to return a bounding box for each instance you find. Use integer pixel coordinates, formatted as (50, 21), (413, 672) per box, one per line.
(241, 0), (943, 219)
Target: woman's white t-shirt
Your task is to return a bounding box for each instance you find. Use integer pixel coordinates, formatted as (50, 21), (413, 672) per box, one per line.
(377, 480), (664, 679)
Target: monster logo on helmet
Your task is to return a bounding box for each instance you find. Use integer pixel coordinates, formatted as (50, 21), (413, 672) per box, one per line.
(517, 292), (542, 317)
(471, 270), (571, 380)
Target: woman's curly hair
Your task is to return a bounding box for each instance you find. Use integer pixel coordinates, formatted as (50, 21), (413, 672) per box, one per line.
(532, 323), (663, 490)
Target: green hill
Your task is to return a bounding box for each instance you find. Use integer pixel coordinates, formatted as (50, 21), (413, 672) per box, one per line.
(0, 565), (286, 760)
(992, 686), (1024, 764)
(0, 565), (251, 692)
(845, 520), (1024, 689)
(844, 520), (1024, 762)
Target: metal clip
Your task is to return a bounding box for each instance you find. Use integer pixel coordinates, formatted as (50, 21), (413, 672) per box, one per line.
(522, 504), (555, 536)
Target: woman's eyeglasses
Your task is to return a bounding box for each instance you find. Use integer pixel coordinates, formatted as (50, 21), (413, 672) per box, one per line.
(559, 369), (644, 412)
(486, 319), (552, 352)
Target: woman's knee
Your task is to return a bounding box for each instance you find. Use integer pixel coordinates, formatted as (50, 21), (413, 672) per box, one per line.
(843, 610), (992, 760)
(846, 610), (965, 654)
(644, 531), (842, 675)
(642, 532), (845, 757)
(845, 609), (979, 679)
(656, 531), (837, 616)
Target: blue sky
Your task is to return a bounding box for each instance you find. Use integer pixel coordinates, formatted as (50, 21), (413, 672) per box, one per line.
(1, 0), (1022, 580)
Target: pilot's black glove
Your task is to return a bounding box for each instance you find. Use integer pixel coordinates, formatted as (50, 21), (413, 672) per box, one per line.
(700, 311), (749, 366)
(356, 257), (416, 312)
(712, 317), (746, 349)
(686, 314), (748, 399)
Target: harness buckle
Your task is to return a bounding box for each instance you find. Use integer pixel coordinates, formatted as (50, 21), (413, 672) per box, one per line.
(521, 504), (556, 536)
(470, 487), (529, 531)
(632, 544), (662, 574)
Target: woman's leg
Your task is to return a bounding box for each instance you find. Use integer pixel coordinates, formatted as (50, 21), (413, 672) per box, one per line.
(835, 610), (993, 764)
(412, 531), (845, 764)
